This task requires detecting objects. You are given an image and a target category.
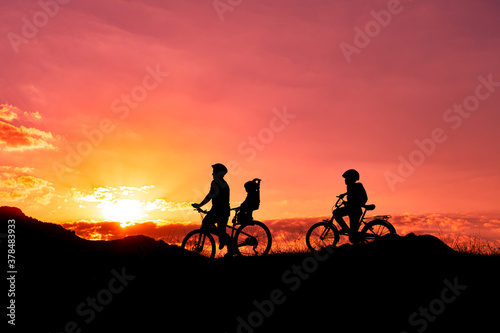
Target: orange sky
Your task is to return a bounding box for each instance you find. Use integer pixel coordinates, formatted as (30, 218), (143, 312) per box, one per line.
(1, 0), (500, 243)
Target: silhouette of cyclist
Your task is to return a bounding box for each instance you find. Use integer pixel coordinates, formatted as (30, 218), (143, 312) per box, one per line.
(333, 169), (368, 242)
(192, 163), (231, 250)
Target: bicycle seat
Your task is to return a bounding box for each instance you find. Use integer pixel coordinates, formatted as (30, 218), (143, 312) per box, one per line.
(363, 204), (376, 211)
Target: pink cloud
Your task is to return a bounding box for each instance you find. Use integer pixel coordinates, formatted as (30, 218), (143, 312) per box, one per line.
(0, 104), (57, 151)
(59, 212), (500, 254)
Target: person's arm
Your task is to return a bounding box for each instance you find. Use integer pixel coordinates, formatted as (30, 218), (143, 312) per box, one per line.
(194, 182), (215, 208)
(197, 194), (211, 207)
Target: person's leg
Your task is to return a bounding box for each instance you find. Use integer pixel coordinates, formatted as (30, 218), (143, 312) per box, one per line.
(217, 214), (230, 250)
(349, 212), (361, 232)
(333, 207), (349, 232)
(201, 212), (216, 230)
(202, 211), (228, 249)
(347, 208), (362, 243)
(217, 216), (228, 237)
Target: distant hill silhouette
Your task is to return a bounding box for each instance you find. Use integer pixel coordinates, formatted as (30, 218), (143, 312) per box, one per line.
(2, 206), (499, 332)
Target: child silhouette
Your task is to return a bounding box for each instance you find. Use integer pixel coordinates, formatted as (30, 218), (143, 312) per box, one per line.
(333, 169), (368, 242)
(237, 178), (261, 224)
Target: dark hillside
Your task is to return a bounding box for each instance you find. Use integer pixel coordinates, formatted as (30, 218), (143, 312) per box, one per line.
(2, 207), (499, 333)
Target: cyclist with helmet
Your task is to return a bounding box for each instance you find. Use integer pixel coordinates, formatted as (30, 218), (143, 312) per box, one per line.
(333, 169), (368, 242)
(192, 163), (231, 250)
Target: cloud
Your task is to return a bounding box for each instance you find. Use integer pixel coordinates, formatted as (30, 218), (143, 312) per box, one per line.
(0, 166), (55, 205)
(0, 122), (56, 151)
(71, 186), (193, 222)
(0, 104), (58, 151)
(390, 213), (500, 242)
(56, 212), (500, 255)
(72, 187), (115, 203)
(0, 104), (18, 122)
(143, 199), (192, 212)
(62, 220), (198, 242)
(0, 104), (41, 122)
(262, 213), (500, 251)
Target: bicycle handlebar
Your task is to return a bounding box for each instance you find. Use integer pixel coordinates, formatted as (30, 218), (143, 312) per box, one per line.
(192, 204), (239, 214)
(331, 195), (346, 211)
(191, 204), (208, 214)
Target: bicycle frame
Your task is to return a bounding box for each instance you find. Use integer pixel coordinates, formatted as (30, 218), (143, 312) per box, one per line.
(326, 196), (390, 231)
(195, 207), (256, 246)
(306, 197), (396, 251)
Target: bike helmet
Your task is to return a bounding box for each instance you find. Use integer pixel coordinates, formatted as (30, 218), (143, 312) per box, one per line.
(244, 180), (258, 191)
(342, 169), (360, 181)
(212, 163), (228, 176)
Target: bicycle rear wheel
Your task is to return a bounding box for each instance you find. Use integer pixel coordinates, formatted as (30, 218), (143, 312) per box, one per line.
(306, 222), (339, 252)
(360, 220), (396, 243)
(181, 229), (216, 259)
(234, 221), (272, 257)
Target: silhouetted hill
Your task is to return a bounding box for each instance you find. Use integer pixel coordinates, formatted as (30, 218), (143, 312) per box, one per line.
(2, 207), (499, 333)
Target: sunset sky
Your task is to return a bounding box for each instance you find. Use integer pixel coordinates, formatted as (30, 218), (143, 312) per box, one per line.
(1, 0), (500, 244)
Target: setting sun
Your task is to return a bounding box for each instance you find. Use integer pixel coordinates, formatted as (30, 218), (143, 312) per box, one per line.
(99, 199), (145, 225)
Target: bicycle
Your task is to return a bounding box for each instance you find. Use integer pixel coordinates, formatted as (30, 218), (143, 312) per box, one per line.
(181, 205), (272, 259)
(305, 196), (396, 252)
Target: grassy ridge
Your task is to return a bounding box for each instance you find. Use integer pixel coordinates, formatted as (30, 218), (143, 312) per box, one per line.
(2, 206), (499, 332)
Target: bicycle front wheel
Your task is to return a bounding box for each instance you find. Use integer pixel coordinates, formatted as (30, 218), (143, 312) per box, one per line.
(181, 229), (216, 259)
(360, 220), (396, 243)
(234, 221), (272, 257)
(306, 222), (339, 252)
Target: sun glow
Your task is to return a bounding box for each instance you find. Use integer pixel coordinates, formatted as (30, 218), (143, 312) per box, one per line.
(99, 199), (145, 225)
